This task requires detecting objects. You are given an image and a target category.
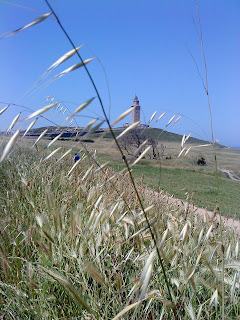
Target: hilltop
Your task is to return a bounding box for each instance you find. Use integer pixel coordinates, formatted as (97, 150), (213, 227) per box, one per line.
(25, 125), (212, 146)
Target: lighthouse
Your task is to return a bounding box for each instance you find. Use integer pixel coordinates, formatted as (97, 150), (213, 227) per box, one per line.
(131, 95), (140, 124)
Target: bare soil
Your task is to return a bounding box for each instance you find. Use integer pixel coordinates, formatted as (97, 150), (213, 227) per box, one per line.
(143, 187), (240, 236)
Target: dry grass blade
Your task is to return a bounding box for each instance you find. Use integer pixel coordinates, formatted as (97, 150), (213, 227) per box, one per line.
(209, 289), (218, 311)
(32, 129), (48, 147)
(185, 133), (191, 142)
(210, 245), (219, 263)
(36, 216), (43, 228)
(0, 129), (20, 163)
(22, 118), (38, 138)
(24, 103), (57, 121)
(94, 195), (103, 209)
(46, 133), (63, 148)
(173, 115), (182, 124)
(111, 106), (135, 127)
(184, 147), (192, 156)
(6, 113), (21, 133)
(225, 244), (231, 262)
(197, 305), (203, 320)
(56, 148), (72, 164)
(0, 105), (9, 115)
(85, 195), (103, 231)
(65, 97), (95, 122)
(159, 229), (168, 250)
(41, 267), (94, 315)
(116, 210), (128, 225)
(94, 162), (109, 174)
(138, 205), (155, 216)
(54, 58), (95, 79)
(177, 147), (186, 158)
(103, 201), (118, 221)
(116, 121), (140, 140)
(98, 174), (116, 189)
(166, 115), (175, 127)
(179, 223), (188, 243)
(43, 147), (61, 161)
(67, 158), (81, 177)
(47, 45), (83, 72)
(152, 111), (167, 126)
(191, 144), (212, 149)
(157, 111), (167, 121)
(130, 146), (151, 167)
(235, 241), (239, 260)
(129, 139), (149, 162)
(84, 118), (98, 131)
(1, 13), (51, 38)
(181, 134), (186, 148)
(197, 229), (204, 247)
(230, 273), (237, 302)
(149, 110), (157, 123)
(139, 250), (156, 299)
(204, 225), (213, 242)
(129, 225), (149, 240)
(81, 165), (93, 181)
(188, 250), (202, 280)
(112, 301), (141, 320)
(42, 228), (55, 243)
(186, 303), (196, 320)
(80, 120), (105, 140)
(86, 264), (105, 285)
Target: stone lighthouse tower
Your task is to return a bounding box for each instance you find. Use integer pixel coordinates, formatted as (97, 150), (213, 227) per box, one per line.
(131, 95), (140, 124)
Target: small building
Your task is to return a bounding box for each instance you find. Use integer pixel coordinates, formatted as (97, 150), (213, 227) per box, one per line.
(131, 95), (141, 124)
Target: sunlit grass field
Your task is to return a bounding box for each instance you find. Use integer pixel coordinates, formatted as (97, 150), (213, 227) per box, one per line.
(0, 140), (240, 319)
(52, 130), (240, 218)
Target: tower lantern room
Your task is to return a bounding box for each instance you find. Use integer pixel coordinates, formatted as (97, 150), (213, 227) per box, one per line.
(131, 95), (141, 124)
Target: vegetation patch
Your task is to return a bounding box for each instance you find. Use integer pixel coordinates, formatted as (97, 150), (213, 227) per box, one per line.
(0, 143), (239, 319)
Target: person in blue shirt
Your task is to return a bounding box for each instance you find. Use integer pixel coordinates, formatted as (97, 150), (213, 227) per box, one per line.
(74, 153), (80, 162)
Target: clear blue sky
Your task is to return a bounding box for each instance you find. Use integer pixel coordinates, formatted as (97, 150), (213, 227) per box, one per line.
(0, 0), (239, 147)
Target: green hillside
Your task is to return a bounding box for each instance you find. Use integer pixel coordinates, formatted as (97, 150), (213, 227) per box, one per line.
(104, 127), (210, 145)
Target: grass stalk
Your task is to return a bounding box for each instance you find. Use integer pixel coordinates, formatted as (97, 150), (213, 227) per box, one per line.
(44, 1), (176, 317)
(195, 1), (224, 318)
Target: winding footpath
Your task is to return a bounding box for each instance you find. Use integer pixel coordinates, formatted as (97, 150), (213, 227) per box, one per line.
(218, 168), (240, 182)
(143, 187), (240, 236)
(175, 199), (240, 235)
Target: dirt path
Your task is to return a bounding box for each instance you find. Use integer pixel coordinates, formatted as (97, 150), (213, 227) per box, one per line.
(218, 168), (240, 181)
(173, 198), (240, 235)
(143, 187), (240, 235)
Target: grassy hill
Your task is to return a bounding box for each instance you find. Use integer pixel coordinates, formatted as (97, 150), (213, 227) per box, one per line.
(26, 126), (209, 144)
(104, 127), (210, 145)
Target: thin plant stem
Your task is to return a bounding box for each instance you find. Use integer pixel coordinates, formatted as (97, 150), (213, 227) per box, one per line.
(195, 1), (224, 319)
(44, 0), (177, 318)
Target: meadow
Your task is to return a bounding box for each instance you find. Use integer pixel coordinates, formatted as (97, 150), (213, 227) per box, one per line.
(54, 130), (240, 218)
(0, 140), (240, 319)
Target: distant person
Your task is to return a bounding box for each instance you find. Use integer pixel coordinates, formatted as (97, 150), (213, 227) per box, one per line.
(74, 153), (80, 162)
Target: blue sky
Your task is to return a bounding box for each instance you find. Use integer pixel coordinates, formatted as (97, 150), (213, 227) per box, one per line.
(0, 0), (239, 147)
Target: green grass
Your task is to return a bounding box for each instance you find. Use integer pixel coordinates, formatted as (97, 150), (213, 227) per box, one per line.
(132, 166), (240, 217)
(1, 141), (240, 319)
(104, 127), (209, 144)
(96, 152), (240, 217)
